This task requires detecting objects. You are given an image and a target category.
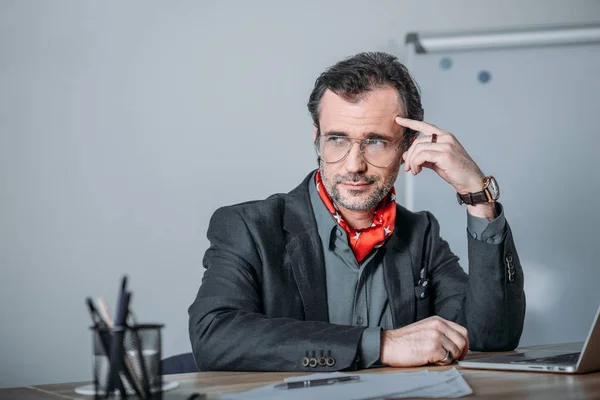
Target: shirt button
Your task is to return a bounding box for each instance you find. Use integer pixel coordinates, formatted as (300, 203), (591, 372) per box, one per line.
(356, 316), (364, 325)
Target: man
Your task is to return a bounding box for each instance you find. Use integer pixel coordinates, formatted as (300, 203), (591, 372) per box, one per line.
(188, 52), (525, 372)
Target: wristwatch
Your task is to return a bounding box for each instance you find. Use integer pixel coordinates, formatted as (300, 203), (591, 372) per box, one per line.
(456, 176), (500, 205)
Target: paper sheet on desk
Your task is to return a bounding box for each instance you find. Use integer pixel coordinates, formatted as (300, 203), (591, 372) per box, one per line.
(219, 368), (472, 400)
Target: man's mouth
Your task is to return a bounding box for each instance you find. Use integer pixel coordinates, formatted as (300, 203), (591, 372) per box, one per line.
(339, 182), (372, 188)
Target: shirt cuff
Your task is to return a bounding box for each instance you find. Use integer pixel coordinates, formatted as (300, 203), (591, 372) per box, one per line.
(466, 202), (507, 244)
(358, 327), (382, 369)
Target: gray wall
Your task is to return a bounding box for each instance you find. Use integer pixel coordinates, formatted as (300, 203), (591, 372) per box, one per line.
(1, 0), (600, 389)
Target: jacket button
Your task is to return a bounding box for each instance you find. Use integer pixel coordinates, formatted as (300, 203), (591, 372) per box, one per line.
(326, 357), (336, 367)
(505, 253), (515, 281)
(302, 357), (310, 367)
(309, 358), (318, 368)
(318, 357), (327, 366)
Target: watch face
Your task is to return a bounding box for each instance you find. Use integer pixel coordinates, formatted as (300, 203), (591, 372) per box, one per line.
(486, 176), (500, 200)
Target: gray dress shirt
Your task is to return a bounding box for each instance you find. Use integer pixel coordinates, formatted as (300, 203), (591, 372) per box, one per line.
(308, 174), (507, 368)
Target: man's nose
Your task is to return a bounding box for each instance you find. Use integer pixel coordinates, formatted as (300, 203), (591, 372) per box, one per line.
(344, 141), (367, 173)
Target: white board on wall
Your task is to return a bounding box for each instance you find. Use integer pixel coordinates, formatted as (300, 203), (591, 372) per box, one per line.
(403, 25), (600, 347)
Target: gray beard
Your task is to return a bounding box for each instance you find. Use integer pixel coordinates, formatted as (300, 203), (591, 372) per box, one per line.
(319, 165), (396, 211)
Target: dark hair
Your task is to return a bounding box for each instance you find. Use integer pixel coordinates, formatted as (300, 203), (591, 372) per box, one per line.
(307, 52), (424, 151)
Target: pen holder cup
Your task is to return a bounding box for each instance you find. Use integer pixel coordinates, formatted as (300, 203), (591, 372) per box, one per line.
(91, 324), (164, 399)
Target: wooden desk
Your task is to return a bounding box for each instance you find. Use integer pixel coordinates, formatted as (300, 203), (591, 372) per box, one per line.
(2, 343), (599, 400)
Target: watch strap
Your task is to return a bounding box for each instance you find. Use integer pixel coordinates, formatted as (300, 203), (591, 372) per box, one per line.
(457, 191), (489, 205)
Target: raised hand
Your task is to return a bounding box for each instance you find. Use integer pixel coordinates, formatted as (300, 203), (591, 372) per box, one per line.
(396, 116), (485, 196)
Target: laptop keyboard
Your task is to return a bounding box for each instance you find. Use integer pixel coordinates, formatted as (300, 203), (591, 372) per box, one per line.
(519, 352), (580, 365)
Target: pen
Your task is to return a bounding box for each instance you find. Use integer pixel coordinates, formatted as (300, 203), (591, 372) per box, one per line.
(96, 298), (114, 326)
(274, 375), (360, 389)
(86, 297), (108, 328)
(106, 276), (127, 397)
(107, 276), (145, 398)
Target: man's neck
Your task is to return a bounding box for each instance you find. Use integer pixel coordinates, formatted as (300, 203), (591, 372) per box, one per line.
(338, 207), (376, 230)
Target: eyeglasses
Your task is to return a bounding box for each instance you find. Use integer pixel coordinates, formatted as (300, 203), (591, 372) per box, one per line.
(314, 135), (402, 168)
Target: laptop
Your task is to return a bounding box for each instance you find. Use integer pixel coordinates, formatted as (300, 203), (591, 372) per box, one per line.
(458, 304), (600, 374)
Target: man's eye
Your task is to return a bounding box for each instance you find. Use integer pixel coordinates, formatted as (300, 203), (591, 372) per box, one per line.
(366, 139), (388, 148)
(326, 136), (346, 143)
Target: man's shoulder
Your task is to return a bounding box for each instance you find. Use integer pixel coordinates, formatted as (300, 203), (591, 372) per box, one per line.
(212, 193), (288, 220)
(208, 172), (313, 230)
(394, 203), (439, 239)
(395, 203), (433, 224)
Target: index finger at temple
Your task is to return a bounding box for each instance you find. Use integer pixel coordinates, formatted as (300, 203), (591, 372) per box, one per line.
(395, 116), (444, 135)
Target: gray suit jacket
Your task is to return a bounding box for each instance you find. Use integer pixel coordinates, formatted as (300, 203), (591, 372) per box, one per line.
(188, 171), (526, 372)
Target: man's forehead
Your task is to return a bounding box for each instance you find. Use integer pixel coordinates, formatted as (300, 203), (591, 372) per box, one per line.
(319, 88), (404, 131)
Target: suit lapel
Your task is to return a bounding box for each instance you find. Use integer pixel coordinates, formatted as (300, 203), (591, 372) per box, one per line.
(283, 173), (329, 322)
(383, 224), (416, 328)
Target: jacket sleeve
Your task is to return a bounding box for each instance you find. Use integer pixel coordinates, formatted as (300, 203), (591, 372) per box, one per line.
(426, 207), (526, 351)
(188, 207), (366, 372)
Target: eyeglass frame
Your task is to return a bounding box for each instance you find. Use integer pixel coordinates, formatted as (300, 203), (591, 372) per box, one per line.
(313, 134), (404, 168)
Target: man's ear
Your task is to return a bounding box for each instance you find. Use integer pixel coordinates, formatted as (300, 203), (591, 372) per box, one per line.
(312, 126), (318, 142)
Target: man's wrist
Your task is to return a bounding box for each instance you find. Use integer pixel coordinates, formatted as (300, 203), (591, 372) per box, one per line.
(379, 330), (391, 366)
(458, 174), (500, 210)
(460, 173), (486, 195)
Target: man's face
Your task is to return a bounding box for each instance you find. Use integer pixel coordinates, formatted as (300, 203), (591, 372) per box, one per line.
(315, 86), (405, 212)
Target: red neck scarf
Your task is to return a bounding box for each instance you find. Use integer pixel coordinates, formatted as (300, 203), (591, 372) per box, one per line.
(315, 171), (396, 263)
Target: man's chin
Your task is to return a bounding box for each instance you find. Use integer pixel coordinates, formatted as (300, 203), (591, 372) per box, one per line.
(334, 194), (373, 212)
(339, 204), (372, 212)
(342, 188), (373, 200)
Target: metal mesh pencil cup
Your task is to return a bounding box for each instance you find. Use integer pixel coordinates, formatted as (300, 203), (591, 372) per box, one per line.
(91, 324), (164, 399)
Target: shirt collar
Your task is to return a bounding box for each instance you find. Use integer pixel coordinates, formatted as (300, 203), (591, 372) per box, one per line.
(308, 171), (342, 249)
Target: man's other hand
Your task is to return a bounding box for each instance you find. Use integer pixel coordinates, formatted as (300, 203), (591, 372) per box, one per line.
(379, 316), (469, 366)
